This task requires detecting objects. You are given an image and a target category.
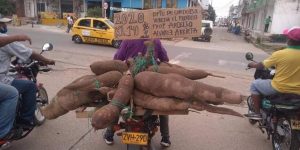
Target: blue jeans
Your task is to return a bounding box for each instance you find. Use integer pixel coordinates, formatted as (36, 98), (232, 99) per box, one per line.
(250, 79), (278, 96)
(11, 79), (37, 123)
(0, 83), (18, 138)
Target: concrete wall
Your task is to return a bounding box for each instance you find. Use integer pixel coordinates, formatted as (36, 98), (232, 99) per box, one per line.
(271, 0), (300, 34)
(24, 0), (37, 17)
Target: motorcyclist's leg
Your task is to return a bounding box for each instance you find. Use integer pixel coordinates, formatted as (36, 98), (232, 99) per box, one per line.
(247, 79), (278, 117)
(159, 115), (169, 138)
(0, 83), (18, 138)
(251, 94), (261, 113)
(104, 117), (119, 145)
(11, 79), (37, 123)
(159, 115), (171, 146)
(105, 118), (119, 137)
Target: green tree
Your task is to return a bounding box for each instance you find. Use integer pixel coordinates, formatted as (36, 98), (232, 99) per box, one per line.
(207, 4), (216, 23)
(0, 0), (15, 16)
(87, 7), (102, 18)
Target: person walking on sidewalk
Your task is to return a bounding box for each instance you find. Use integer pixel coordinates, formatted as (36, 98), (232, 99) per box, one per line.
(66, 15), (74, 33)
(264, 16), (272, 32)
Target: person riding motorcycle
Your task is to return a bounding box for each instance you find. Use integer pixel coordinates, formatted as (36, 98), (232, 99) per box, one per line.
(0, 16), (55, 127)
(245, 27), (300, 120)
(103, 38), (171, 147)
(0, 34), (34, 143)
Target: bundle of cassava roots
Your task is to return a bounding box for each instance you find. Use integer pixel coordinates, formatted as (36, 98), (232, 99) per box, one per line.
(41, 53), (243, 130)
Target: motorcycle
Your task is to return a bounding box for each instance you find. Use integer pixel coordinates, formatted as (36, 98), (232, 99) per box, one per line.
(245, 52), (300, 150)
(114, 102), (160, 150)
(244, 29), (251, 43)
(0, 43), (53, 149)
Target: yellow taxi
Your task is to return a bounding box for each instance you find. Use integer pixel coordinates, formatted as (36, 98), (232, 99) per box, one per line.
(71, 17), (121, 48)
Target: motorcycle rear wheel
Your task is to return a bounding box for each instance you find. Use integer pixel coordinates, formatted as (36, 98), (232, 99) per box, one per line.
(34, 87), (48, 125)
(246, 96), (257, 125)
(272, 117), (300, 150)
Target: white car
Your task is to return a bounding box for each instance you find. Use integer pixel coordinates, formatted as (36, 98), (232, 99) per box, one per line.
(192, 20), (213, 42)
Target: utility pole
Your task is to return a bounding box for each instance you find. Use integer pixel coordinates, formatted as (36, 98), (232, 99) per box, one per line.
(102, 0), (105, 18)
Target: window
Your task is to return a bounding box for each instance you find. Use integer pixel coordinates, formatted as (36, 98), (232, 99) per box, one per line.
(93, 20), (109, 29)
(113, 2), (121, 8)
(153, 0), (162, 8)
(166, 0), (177, 8)
(78, 19), (91, 27)
(144, 0), (152, 9)
(37, 2), (45, 12)
(105, 20), (114, 27)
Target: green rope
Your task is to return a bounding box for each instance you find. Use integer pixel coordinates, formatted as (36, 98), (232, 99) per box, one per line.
(146, 43), (158, 72)
(122, 106), (134, 120)
(94, 79), (101, 89)
(132, 55), (147, 76)
(131, 42), (159, 76)
(110, 99), (127, 109)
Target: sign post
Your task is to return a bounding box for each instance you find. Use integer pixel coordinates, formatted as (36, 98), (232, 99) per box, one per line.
(103, 2), (108, 18)
(114, 7), (202, 40)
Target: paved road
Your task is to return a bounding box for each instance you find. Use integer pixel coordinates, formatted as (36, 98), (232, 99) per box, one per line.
(5, 26), (273, 150)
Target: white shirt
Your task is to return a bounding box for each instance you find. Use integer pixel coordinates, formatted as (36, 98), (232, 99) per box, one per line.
(0, 33), (32, 84)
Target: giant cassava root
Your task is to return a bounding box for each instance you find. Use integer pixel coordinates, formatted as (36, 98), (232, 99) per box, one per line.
(133, 90), (242, 117)
(40, 96), (68, 119)
(134, 71), (242, 104)
(147, 65), (211, 80)
(90, 60), (128, 75)
(64, 71), (122, 91)
(41, 71), (122, 119)
(92, 74), (134, 129)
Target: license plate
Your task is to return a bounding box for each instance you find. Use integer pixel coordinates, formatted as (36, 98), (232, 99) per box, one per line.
(291, 120), (300, 130)
(121, 132), (148, 145)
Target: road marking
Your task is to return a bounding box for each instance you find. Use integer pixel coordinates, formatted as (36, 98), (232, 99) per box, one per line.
(218, 59), (247, 67)
(169, 52), (192, 64)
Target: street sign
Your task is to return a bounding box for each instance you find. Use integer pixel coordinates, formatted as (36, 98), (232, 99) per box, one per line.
(103, 2), (108, 10)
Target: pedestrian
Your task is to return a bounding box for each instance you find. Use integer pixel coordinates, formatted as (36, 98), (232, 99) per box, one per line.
(264, 16), (272, 32)
(66, 15), (74, 33)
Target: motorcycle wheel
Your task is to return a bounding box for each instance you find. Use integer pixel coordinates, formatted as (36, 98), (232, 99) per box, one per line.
(272, 117), (300, 150)
(127, 140), (155, 150)
(34, 87), (48, 126)
(246, 96), (257, 125)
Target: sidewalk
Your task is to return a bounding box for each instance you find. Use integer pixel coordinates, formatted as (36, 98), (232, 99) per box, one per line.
(162, 27), (265, 54)
(9, 24), (68, 34)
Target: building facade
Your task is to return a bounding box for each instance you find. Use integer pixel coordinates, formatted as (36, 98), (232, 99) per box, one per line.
(239, 0), (300, 35)
(19, 0), (201, 18)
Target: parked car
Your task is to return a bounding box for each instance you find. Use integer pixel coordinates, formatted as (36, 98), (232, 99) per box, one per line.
(192, 20), (213, 42)
(71, 17), (121, 48)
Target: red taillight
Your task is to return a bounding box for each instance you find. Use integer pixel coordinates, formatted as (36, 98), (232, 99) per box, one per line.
(132, 127), (141, 132)
(113, 125), (121, 131)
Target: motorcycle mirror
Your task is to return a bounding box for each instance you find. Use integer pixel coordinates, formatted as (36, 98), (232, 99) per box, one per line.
(42, 43), (53, 52)
(245, 52), (254, 61)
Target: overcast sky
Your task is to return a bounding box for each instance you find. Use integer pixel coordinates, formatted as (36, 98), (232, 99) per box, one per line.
(211, 0), (240, 18)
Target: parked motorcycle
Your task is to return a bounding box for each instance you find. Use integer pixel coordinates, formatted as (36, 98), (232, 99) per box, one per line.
(245, 52), (300, 150)
(244, 29), (251, 43)
(0, 43), (53, 149)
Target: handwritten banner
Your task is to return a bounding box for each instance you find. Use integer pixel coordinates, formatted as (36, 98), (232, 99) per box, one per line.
(114, 7), (202, 40)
